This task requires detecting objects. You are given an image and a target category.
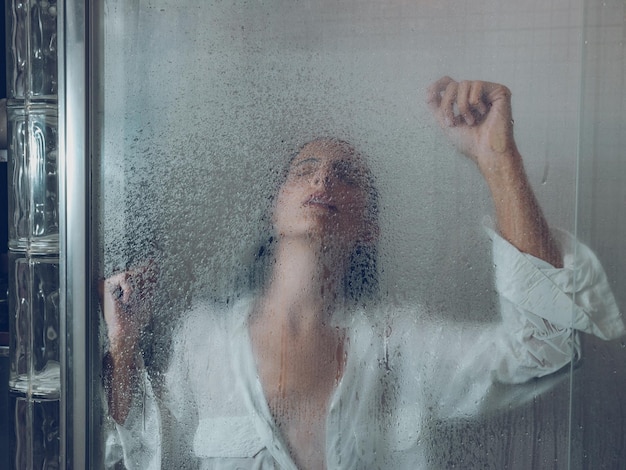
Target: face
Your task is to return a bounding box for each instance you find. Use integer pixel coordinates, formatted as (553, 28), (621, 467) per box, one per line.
(273, 139), (375, 250)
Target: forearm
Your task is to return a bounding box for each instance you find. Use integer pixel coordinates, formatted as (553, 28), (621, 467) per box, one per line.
(103, 345), (142, 424)
(101, 266), (156, 424)
(104, 352), (162, 470)
(482, 148), (562, 268)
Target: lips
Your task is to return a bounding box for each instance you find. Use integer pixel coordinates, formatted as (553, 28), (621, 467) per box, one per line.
(304, 193), (338, 212)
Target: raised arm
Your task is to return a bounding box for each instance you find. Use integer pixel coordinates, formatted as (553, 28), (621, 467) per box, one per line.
(101, 263), (157, 424)
(427, 76), (562, 268)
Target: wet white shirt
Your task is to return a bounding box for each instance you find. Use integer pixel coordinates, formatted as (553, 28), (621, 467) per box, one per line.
(105, 229), (624, 469)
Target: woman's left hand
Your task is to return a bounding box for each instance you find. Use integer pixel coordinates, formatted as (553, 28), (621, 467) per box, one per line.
(427, 76), (519, 177)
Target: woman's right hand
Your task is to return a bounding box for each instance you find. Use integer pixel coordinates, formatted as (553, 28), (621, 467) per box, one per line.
(100, 262), (158, 424)
(101, 262), (158, 355)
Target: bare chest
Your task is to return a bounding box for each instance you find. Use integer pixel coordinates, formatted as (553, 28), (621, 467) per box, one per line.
(259, 346), (343, 469)
(268, 391), (330, 470)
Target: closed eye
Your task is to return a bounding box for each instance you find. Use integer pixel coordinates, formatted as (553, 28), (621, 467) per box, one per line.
(289, 158), (320, 178)
(333, 160), (364, 185)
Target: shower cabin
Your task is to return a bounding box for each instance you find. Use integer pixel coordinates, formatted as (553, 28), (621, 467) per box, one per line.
(2, 0), (625, 468)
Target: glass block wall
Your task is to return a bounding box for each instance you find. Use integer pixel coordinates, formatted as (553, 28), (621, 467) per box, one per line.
(6, 1), (60, 468)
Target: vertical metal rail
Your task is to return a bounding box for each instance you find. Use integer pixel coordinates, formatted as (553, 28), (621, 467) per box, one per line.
(568, 0), (588, 466)
(58, 0), (89, 467)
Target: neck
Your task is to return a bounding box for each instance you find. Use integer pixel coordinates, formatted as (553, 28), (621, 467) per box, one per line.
(254, 235), (349, 333)
(249, 235), (348, 407)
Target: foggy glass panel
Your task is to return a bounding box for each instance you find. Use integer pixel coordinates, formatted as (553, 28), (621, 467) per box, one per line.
(93, 0), (624, 468)
(572, 1), (626, 468)
(97, 0), (583, 321)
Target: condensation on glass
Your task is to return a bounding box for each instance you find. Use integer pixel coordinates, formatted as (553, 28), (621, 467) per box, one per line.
(571, 3), (626, 468)
(6, 0), (60, 469)
(0, 0), (601, 468)
(89, 0), (626, 469)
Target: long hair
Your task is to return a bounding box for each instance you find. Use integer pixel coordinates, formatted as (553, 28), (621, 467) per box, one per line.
(239, 138), (380, 304)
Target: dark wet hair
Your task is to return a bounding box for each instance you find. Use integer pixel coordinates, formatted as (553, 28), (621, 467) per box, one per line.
(239, 138), (380, 304)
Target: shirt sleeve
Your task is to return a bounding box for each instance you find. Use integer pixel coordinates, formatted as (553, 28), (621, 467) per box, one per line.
(104, 368), (162, 470)
(104, 316), (199, 470)
(389, 227), (624, 420)
(486, 226), (624, 383)
(489, 226), (625, 341)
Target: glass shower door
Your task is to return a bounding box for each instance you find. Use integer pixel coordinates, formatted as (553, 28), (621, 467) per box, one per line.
(571, 1), (626, 468)
(46, 0), (626, 468)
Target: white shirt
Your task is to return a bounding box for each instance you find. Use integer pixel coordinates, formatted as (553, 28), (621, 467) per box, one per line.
(106, 229), (624, 469)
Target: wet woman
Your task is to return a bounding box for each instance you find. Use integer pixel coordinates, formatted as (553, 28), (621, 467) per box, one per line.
(103, 77), (624, 469)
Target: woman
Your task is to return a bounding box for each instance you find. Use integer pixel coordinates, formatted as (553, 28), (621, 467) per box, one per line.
(103, 77), (624, 469)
